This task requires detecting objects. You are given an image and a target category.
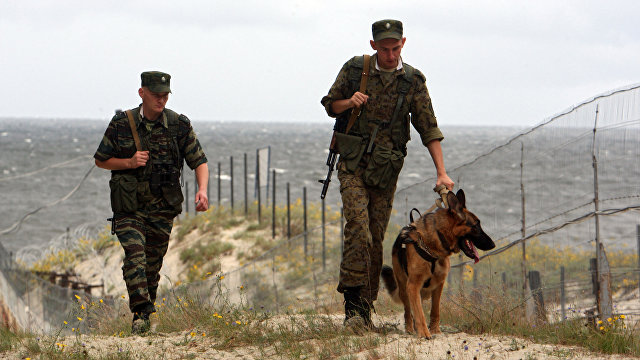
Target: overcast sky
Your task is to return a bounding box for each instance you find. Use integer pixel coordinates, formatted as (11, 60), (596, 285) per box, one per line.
(1, 0), (639, 126)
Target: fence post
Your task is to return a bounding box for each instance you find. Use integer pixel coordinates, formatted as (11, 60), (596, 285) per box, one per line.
(471, 267), (481, 303)
(303, 187), (308, 259)
(637, 224), (640, 300)
(272, 255), (279, 314)
(230, 156), (234, 213)
(286, 183), (291, 239)
(272, 169), (276, 239)
(185, 181), (189, 215)
(528, 270), (546, 324)
(520, 142), (527, 302)
(244, 153), (248, 216)
(257, 152), (261, 223)
(217, 162), (221, 207)
(322, 197), (326, 272)
(560, 266), (566, 322)
(458, 255), (464, 294)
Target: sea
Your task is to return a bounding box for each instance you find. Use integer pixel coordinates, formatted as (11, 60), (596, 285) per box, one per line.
(0, 117), (524, 260)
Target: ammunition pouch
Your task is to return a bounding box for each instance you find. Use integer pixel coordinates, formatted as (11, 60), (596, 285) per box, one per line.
(109, 174), (138, 214)
(150, 164), (183, 213)
(363, 145), (405, 189)
(335, 133), (366, 173)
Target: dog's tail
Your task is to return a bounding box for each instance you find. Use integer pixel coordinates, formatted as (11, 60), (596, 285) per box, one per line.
(381, 265), (401, 303)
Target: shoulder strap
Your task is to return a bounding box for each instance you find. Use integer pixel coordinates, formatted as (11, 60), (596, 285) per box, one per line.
(344, 54), (370, 135)
(125, 110), (142, 151)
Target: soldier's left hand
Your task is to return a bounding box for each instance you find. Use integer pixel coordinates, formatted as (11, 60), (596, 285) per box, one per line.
(195, 191), (209, 212)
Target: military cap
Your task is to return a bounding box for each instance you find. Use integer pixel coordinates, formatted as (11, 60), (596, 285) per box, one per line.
(372, 19), (403, 41)
(141, 71), (171, 93)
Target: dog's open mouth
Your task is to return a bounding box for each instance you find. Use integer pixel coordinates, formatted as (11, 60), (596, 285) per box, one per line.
(460, 238), (480, 264)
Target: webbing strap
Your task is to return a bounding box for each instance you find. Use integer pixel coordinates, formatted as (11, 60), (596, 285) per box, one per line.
(344, 54), (370, 135)
(125, 110), (142, 151)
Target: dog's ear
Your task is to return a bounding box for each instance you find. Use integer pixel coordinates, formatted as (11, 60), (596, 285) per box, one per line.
(456, 189), (466, 209)
(447, 192), (465, 221)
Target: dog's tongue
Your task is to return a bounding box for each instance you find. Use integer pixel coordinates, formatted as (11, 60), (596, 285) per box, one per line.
(472, 244), (480, 264)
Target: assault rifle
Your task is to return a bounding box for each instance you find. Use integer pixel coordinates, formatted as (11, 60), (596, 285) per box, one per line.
(319, 119), (346, 199)
(318, 54), (371, 199)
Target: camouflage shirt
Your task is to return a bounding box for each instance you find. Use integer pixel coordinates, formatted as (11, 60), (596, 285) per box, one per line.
(321, 54), (443, 150)
(94, 106), (207, 174)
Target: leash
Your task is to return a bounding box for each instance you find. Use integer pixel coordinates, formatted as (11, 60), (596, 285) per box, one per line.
(409, 184), (451, 223)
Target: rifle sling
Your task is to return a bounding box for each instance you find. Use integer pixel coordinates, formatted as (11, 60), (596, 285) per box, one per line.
(344, 54), (370, 135)
(125, 110), (142, 152)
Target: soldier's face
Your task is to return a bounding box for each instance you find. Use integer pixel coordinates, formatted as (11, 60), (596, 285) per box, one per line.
(370, 37), (406, 69)
(139, 87), (169, 114)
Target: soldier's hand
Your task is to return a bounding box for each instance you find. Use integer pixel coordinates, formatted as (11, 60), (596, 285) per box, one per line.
(436, 173), (455, 191)
(129, 151), (149, 169)
(195, 190), (209, 212)
(349, 91), (369, 108)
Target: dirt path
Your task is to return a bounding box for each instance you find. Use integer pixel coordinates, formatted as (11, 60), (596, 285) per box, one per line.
(3, 315), (636, 360)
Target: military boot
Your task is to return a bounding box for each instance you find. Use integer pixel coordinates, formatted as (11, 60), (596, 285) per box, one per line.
(343, 287), (373, 332)
(131, 312), (151, 335)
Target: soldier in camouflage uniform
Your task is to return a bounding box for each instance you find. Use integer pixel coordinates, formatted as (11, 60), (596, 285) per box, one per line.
(94, 71), (209, 334)
(321, 20), (454, 329)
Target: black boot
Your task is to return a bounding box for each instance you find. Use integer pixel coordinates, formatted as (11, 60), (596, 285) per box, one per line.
(343, 288), (373, 330)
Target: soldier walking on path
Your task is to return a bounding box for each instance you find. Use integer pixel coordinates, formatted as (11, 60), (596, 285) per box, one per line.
(321, 20), (454, 329)
(94, 71), (209, 334)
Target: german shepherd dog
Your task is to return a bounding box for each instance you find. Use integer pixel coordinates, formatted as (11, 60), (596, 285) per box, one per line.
(381, 190), (495, 339)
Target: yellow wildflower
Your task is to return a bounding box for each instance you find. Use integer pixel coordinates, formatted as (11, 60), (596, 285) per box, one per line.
(599, 326), (604, 330)
(220, 275), (225, 280)
(597, 320), (603, 324)
(121, 295), (125, 299)
(607, 317), (612, 322)
(162, 298), (166, 302)
(240, 285), (244, 290)
(72, 328), (75, 332)
(77, 317), (83, 321)
(620, 315), (626, 319)
(202, 333), (206, 337)
(74, 294), (80, 300)
(235, 320), (241, 325)
(99, 299), (104, 303)
(190, 332), (196, 337)
(81, 305), (85, 310)
(63, 321), (68, 325)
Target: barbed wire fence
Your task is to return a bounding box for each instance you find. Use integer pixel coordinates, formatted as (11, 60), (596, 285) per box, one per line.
(1, 84), (639, 333)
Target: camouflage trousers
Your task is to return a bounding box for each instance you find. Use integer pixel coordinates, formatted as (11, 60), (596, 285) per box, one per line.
(337, 165), (396, 302)
(114, 205), (176, 315)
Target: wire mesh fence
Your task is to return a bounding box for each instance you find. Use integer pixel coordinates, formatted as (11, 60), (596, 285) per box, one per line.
(0, 84), (639, 333)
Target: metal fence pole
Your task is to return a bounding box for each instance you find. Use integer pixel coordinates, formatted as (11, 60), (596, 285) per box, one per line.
(322, 196), (326, 272)
(185, 181), (189, 215)
(244, 153), (248, 216)
(272, 169), (276, 239)
(303, 186), (308, 259)
(560, 266), (566, 322)
(286, 182), (290, 239)
(230, 156), (234, 213)
(592, 105), (602, 282)
(257, 151), (261, 223)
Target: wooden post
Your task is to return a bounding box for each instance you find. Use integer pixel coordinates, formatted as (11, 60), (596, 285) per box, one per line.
(244, 153), (248, 216)
(257, 150), (261, 223)
(303, 186), (308, 259)
(230, 156), (234, 213)
(217, 162), (221, 207)
(272, 255), (279, 314)
(272, 169), (276, 239)
(560, 266), (566, 322)
(185, 182), (189, 215)
(286, 183), (290, 239)
(528, 270), (546, 324)
(521, 142), (527, 302)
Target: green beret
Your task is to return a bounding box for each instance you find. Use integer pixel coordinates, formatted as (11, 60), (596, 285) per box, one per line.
(372, 19), (403, 42)
(141, 71), (171, 93)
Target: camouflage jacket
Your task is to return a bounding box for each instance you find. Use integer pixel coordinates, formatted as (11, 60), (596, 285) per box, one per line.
(94, 105), (207, 178)
(321, 54), (443, 152)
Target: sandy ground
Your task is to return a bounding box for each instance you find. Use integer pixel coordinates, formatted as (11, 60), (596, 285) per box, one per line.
(3, 314), (637, 360)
